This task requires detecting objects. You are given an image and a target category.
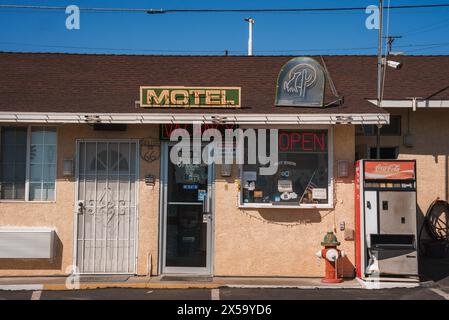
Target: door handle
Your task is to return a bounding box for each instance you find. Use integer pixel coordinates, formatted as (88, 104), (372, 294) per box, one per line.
(76, 200), (85, 214)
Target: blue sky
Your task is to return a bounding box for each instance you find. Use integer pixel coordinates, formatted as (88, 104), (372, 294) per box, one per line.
(0, 0), (448, 55)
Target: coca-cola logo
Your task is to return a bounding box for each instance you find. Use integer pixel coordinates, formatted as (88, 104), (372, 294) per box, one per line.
(374, 164), (400, 173)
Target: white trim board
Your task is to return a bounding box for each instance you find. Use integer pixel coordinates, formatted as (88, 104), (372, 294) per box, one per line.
(368, 99), (449, 108)
(0, 112), (389, 125)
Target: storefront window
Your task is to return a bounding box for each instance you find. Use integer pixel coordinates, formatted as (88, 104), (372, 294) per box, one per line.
(0, 126), (57, 201)
(241, 129), (331, 207)
(29, 127), (57, 201)
(0, 127), (27, 200)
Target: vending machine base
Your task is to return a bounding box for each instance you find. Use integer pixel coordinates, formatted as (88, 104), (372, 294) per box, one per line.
(356, 277), (420, 289)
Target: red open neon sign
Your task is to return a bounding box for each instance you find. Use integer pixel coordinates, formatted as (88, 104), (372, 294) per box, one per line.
(278, 131), (327, 152)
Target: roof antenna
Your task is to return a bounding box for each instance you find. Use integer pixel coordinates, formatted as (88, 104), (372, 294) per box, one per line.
(244, 17), (255, 56)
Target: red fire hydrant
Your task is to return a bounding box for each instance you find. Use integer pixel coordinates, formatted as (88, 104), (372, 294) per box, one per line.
(315, 231), (345, 283)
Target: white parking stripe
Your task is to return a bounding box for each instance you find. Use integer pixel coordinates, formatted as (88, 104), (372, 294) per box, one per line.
(211, 288), (220, 300)
(31, 290), (42, 300)
(430, 288), (449, 300)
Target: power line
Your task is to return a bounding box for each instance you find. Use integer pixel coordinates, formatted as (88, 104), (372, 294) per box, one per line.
(1, 41), (449, 55)
(0, 4), (449, 14)
(401, 17), (449, 37)
(147, 4), (449, 14)
(0, 41), (230, 54)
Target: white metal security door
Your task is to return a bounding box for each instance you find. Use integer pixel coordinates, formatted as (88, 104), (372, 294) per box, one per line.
(75, 140), (138, 274)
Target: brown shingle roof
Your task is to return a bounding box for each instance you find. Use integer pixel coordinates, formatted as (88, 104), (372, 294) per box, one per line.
(0, 52), (448, 115)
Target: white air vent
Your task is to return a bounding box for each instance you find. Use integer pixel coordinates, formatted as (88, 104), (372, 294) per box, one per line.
(0, 228), (56, 259)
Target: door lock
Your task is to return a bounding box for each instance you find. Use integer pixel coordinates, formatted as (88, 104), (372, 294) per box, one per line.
(202, 213), (211, 223)
(77, 200), (85, 214)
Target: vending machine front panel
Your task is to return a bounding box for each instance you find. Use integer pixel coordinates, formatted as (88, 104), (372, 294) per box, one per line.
(378, 191), (417, 235)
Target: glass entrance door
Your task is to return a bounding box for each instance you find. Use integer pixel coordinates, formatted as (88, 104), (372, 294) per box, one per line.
(161, 144), (213, 274)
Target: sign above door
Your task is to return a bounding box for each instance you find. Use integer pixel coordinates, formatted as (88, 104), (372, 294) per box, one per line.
(140, 86), (241, 108)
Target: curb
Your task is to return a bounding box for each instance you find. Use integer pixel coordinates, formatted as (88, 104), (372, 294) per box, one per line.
(3, 280), (431, 291)
(40, 282), (361, 291)
(43, 282), (223, 291)
(224, 284), (360, 290)
(0, 284), (44, 291)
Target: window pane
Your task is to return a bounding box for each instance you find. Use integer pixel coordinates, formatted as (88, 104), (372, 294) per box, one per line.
(16, 129), (27, 145)
(43, 164), (56, 182)
(30, 145), (44, 163)
(28, 127), (57, 201)
(1, 164), (15, 181)
(241, 129), (329, 206)
(30, 164), (43, 182)
(0, 127), (27, 200)
(1, 183), (13, 199)
(44, 145), (56, 163)
(29, 182), (42, 201)
(42, 183), (55, 201)
(1, 129), (15, 143)
(31, 127), (45, 144)
(15, 183), (25, 199)
(15, 145), (27, 162)
(15, 163), (26, 182)
(43, 128), (57, 144)
(2, 145), (16, 162)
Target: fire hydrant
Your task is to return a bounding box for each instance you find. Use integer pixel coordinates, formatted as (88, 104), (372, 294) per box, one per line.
(315, 231), (345, 283)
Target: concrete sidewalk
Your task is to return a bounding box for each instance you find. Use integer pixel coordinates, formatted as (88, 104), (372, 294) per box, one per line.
(0, 276), (362, 291)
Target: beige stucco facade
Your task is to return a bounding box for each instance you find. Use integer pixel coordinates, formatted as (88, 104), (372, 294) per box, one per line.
(0, 124), (161, 277)
(0, 123), (358, 278)
(355, 109), (449, 231)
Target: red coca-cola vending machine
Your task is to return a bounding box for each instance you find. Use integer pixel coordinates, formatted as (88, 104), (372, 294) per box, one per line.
(355, 160), (419, 280)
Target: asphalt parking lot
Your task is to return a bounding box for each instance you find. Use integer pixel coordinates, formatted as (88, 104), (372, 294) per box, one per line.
(0, 286), (448, 300)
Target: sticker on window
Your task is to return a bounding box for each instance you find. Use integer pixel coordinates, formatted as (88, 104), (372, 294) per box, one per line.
(198, 189), (207, 201)
(278, 180), (293, 193)
(312, 188), (327, 200)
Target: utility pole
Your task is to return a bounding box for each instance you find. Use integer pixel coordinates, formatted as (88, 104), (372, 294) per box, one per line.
(244, 17), (255, 56)
(380, 35), (402, 100)
(376, 0), (383, 159)
(385, 35), (402, 53)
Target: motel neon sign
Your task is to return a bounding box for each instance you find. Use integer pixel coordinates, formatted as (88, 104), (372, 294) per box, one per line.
(140, 86), (241, 108)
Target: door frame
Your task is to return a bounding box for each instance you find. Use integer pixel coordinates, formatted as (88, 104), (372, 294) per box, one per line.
(72, 139), (140, 275)
(158, 141), (215, 275)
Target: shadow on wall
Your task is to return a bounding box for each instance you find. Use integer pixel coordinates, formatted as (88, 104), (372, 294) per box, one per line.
(248, 208), (323, 224)
(339, 256), (355, 279)
(0, 233), (63, 271)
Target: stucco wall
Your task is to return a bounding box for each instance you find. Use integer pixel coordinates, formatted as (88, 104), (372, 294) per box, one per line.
(0, 123), (356, 278)
(0, 124), (160, 276)
(355, 109), (449, 231)
(213, 125), (356, 277)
